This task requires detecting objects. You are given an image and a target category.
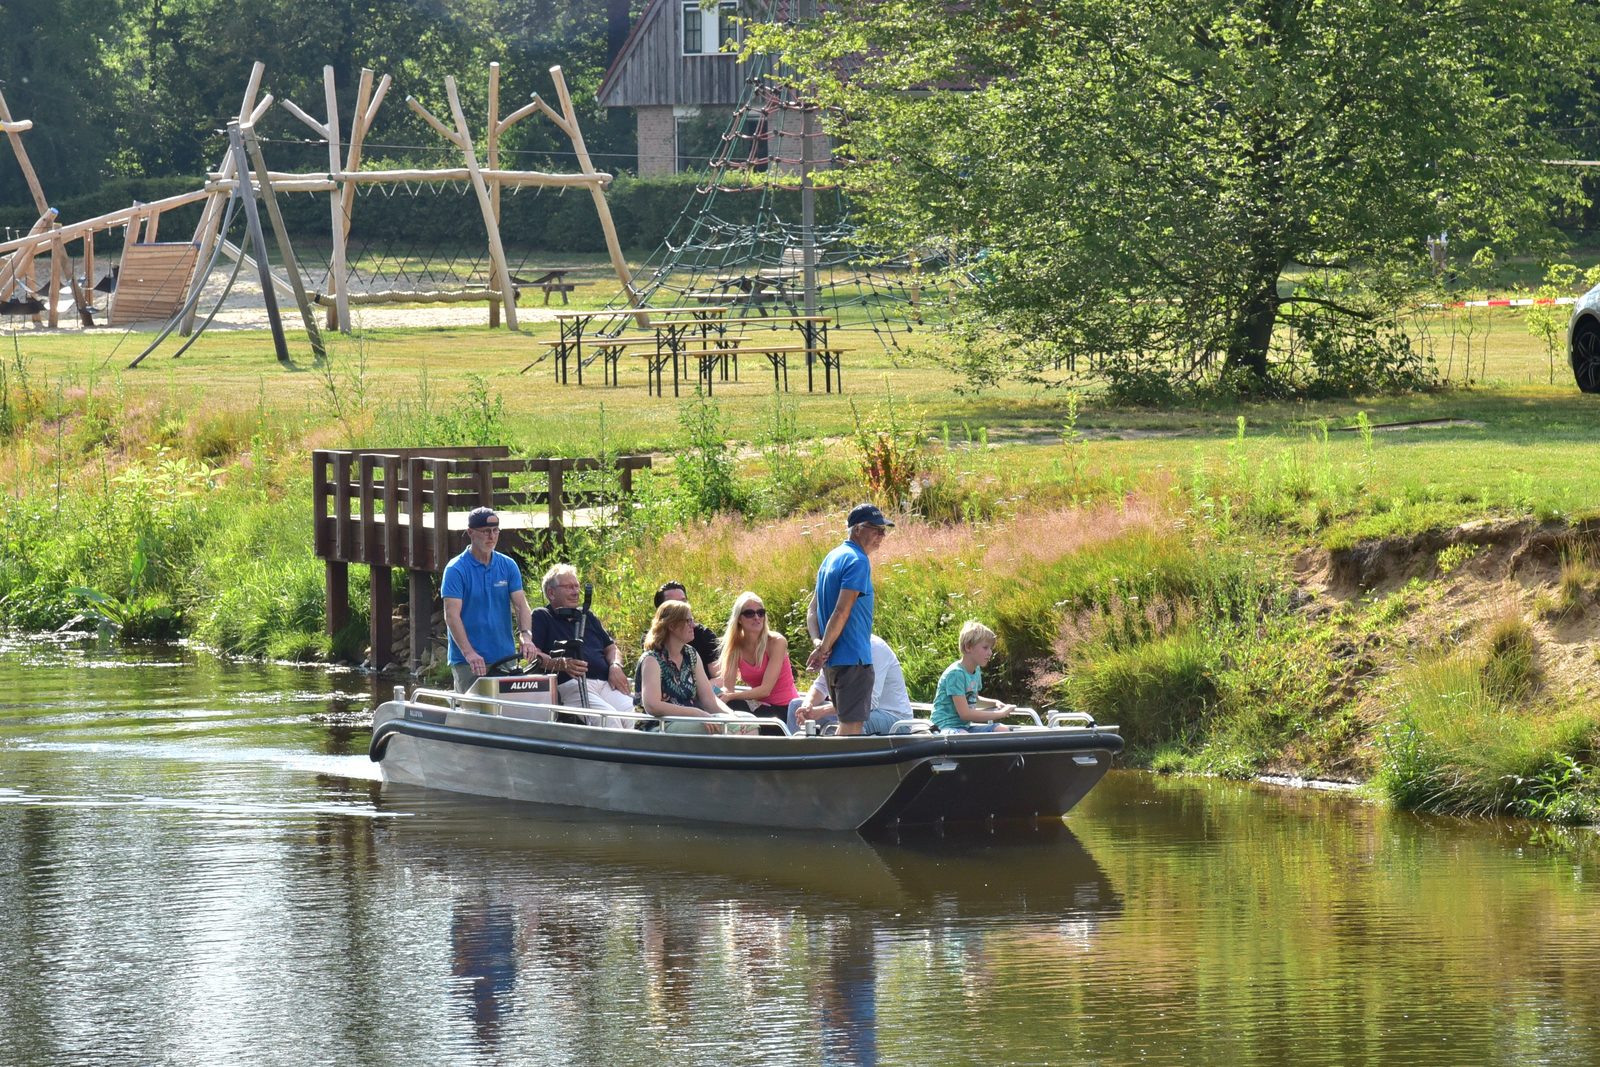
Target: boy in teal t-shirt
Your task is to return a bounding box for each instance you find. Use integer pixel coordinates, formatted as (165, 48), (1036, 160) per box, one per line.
(930, 620), (1015, 732)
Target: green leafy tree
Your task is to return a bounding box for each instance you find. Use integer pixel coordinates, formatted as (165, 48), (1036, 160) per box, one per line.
(0, 0), (122, 203)
(759, 0), (1600, 388)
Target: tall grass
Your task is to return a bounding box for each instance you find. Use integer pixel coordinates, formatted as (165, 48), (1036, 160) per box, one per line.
(1375, 647), (1599, 823)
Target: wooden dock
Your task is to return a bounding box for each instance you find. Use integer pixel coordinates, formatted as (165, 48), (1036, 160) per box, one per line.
(313, 446), (651, 672)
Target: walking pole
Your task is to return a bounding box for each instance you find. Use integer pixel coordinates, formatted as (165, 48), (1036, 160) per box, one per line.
(573, 583), (594, 714)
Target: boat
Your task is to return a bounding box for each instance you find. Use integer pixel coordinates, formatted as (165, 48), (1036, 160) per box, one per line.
(368, 677), (1124, 834)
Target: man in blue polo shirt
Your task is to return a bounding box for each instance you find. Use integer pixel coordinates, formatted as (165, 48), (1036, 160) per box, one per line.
(807, 503), (894, 736)
(442, 507), (542, 692)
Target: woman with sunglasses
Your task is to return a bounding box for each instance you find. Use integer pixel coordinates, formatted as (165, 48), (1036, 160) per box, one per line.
(639, 600), (746, 733)
(719, 591), (801, 730)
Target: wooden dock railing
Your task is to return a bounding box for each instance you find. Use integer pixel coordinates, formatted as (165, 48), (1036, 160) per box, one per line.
(312, 446), (651, 672)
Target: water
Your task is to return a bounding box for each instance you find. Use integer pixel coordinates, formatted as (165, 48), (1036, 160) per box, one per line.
(1, 637), (1598, 1066)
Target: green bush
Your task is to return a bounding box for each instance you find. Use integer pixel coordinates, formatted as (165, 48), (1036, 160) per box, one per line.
(1064, 627), (1218, 750)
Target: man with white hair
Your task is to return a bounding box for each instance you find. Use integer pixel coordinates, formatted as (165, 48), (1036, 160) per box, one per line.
(529, 563), (633, 723)
(790, 635), (914, 736)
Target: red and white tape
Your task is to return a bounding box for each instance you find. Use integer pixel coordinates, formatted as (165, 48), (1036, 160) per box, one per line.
(1447, 296), (1578, 308)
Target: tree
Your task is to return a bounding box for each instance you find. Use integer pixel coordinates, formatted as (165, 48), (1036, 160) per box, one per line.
(759, 0), (1600, 389)
(0, 0), (122, 203)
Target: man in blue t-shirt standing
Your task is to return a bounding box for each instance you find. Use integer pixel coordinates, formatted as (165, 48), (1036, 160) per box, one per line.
(807, 503), (894, 736)
(441, 507), (542, 692)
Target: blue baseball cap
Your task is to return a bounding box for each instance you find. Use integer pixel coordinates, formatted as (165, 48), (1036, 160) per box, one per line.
(846, 503), (895, 528)
(467, 506), (499, 529)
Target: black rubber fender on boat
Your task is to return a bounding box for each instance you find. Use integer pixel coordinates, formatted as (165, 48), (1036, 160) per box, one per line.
(368, 716), (1123, 772)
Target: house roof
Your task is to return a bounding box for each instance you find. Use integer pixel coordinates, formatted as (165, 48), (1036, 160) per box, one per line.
(597, 0), (667, 105)
(598, 0), (802, 108)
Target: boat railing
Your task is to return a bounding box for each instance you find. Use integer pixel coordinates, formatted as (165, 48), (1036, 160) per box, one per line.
(397, 686), (1113, 737)
(399, 686), (795, 735)
(907, 701), (1103, 731)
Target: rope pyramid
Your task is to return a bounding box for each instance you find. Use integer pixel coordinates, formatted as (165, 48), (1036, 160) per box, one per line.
(618, 4), (948, 348)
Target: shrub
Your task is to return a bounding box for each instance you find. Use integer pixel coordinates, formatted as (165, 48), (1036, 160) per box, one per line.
(850, 390), (923, 511)
(673, 392), (745, 518)
(1063, 627), (1218, 750)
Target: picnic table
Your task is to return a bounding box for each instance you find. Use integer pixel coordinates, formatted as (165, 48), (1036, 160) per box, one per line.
(688, 271), (802, 316)
(511, 269), (578, 305)
(695, 315), (841, 393)
(522, 305), (728, 386)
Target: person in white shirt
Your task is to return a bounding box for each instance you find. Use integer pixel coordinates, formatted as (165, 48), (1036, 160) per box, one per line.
(788, 634), (914, 735)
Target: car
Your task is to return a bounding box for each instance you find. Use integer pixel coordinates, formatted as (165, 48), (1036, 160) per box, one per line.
(1569, 282), (1600, 392)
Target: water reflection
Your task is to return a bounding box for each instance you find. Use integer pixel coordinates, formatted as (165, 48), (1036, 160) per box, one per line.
(371, 790), (1123, 1064)
(452, 902), (519, 1045)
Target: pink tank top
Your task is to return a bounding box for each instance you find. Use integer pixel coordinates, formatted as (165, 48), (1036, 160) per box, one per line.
(738, 649), (800, 706)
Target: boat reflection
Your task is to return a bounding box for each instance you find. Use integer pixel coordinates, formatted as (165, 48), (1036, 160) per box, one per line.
(378, 789), (1123, 1062)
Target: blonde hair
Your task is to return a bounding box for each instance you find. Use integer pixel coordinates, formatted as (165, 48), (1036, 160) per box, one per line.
(645, 600), (694, 653)
(720, 590), (773, 681)
(959, 619), (997, 652)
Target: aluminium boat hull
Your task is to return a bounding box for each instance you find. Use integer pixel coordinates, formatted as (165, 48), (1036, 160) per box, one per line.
(369, 698), (1123, 833)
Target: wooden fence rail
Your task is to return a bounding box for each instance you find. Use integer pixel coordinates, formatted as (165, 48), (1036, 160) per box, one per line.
(312, 446), (651, 672)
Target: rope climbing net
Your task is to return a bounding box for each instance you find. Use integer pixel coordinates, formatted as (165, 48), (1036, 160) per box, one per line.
(622, 7), (953, 349)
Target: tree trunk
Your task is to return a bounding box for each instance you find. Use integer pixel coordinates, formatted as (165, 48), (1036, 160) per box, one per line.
(1226, 267), (1280, 379)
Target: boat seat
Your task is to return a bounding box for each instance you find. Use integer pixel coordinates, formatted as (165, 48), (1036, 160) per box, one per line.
(888, 719), (933, 735)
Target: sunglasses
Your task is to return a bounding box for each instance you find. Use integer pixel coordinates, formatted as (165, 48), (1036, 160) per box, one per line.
(741, 607), (767, 618)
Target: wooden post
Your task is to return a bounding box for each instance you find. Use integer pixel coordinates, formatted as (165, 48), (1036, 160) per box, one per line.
(112, 210), (147, 320)
(279, 67), (347, 332)
(0, 91), (50, 217)
(46, 225), (61, 328)
(408, 79), (518, 330)
(382, 454), (402, 566)
(183, 62), (265, 337)
(65, 237), (91, 328)
(0, 209), (56, 299)
(370, 565), (394, 671)
(239, 123), (326, 362)
(84, 230), (95, 311)
(334, 70), (390, 333)
(407, 457), (427, 572)
(430, 458), (451, 574)
(487, 63), (502, 329)
(548, 463), (565, 538)
(548, 67), (636, 304)
(409, 569), (432, 675)
(323, 68), (348, 336)
(227, 123), (290, 364)
(332, 451), (354, 562)
(446, 77), (517, 330)
(326, 560), (350, 638)
(312, 450), (331, 557)
(359, 454), (379, 564)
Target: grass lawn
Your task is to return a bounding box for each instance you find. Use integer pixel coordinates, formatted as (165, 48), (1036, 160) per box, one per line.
(6, 289), (1600, 531)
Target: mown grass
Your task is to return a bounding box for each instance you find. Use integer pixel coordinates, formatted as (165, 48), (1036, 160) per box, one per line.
(5, 303), (1600, 821)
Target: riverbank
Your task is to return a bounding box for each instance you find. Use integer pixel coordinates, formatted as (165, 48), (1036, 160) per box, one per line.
(1, 324), (1598, 822)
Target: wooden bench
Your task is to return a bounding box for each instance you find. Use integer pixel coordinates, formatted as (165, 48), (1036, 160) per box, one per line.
(658, 343), (850, 395)
(533, 335), (657, 386)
